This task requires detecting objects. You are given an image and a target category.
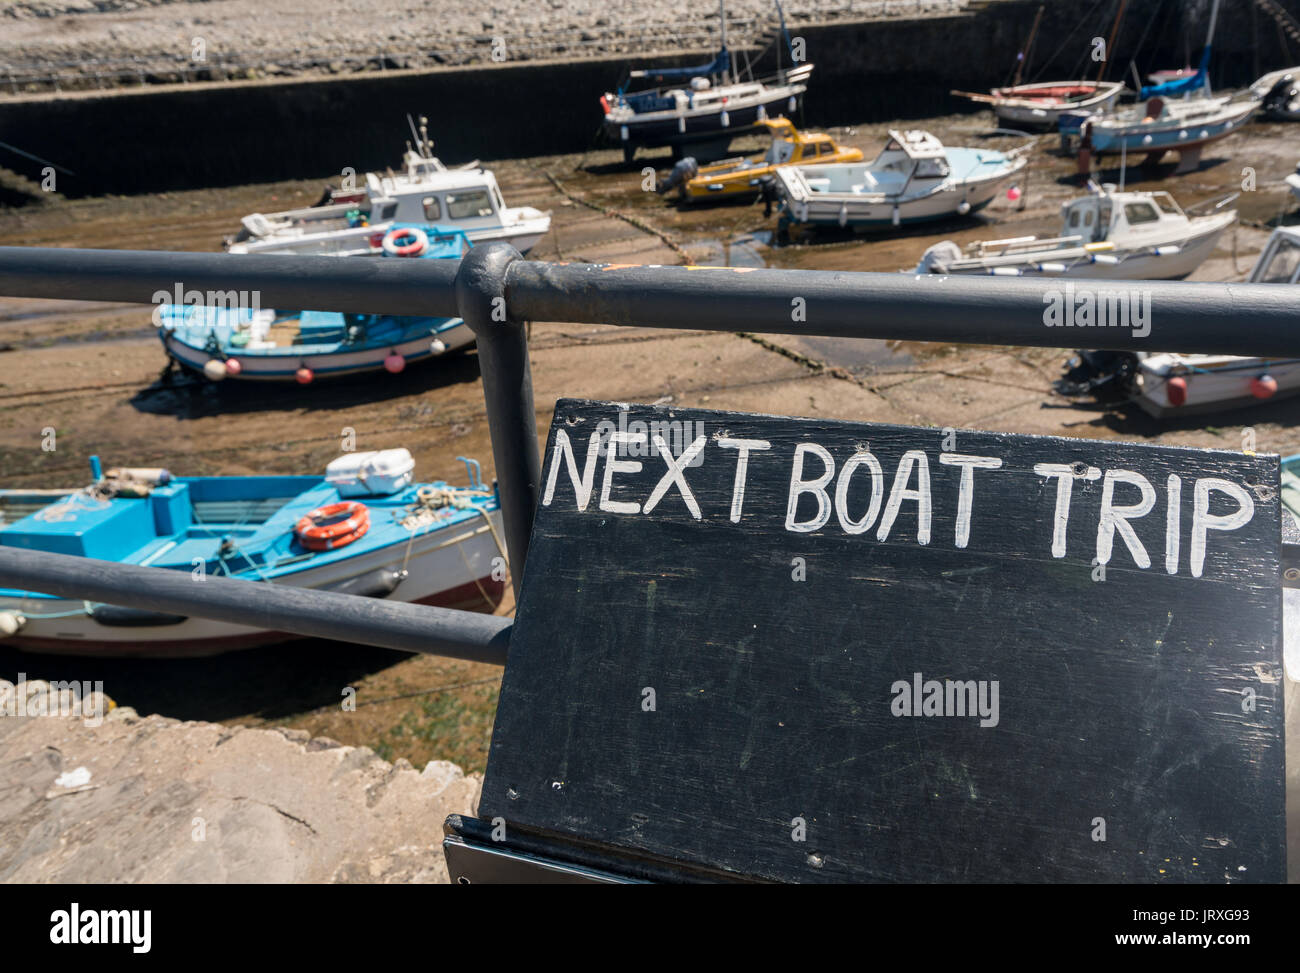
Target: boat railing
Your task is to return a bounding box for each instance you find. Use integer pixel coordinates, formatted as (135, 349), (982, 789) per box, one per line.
(973, 234), (1083, 256)
(0, 242), (1297, 665)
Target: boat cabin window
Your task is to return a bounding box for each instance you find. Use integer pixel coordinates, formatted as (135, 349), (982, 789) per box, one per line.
(422, 196), (442, 221)
(914, 158), (950, 179)
(376, 202), (398, 221)
(1124, 202), (1160, 225)
(1257, 235), (1300, 283)
(1153, 194), (1181, 215)
(1068, 210), (1080, 229)
(446, 190), (495, 220)
(493, 186), (507, 213)
(1083, 210), (1094, 226)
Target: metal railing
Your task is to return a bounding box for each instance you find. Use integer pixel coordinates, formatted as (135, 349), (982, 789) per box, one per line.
(0, 242), (1296, 662)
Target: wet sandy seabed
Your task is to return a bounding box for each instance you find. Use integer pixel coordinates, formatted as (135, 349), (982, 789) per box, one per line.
(1, 112), (1298, 769)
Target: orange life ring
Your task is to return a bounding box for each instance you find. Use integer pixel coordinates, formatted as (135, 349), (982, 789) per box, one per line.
(295, 501), (370, 551)
(381, 226), (428, 257)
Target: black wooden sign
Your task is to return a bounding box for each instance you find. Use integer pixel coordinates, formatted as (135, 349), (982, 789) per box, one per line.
(482, 399), (1286, 883)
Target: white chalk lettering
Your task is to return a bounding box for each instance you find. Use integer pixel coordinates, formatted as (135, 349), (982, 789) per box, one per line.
(599, 431), (645, 514)
(643, 434), (706, 519)
(1190, 478), (1254, 578)
(877, 450), (931, 545)
(542, 429), (602, 511)
(717, 436), (771, 523)
(938, 453), (1003, 548)
(785, 443), (835, 533)
(834, 450), (884, 535)
(1097, 469), (1156, 569)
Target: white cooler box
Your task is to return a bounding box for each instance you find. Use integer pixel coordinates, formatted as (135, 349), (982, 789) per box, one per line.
(325, 449), (415, 497)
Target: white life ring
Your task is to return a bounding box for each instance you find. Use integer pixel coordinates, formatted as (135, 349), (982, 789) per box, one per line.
(381, 226), (429, 257)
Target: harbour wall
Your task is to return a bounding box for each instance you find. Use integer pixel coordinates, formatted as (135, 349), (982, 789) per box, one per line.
(0, 0), (1293, 197)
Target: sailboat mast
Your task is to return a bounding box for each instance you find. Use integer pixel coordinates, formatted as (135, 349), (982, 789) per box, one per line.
(1204, 0), (1222, 48)
(1013, 5), (1044, 87)
(1097, 0), (1128, 85)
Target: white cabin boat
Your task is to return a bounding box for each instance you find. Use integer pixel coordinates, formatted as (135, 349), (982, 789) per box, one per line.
(915, 187), (1236, 280)
(1057, 226), (1300, 417)
(773, 130), (1028, 233)
(227, 130), (550, 257)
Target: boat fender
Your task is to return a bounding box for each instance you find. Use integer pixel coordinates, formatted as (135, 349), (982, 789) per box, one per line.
(957, 200), (971, 216)
(599, 95), (611, 116)
(323, 568), (405, 599)
(203, 359), (228, 381)
(1166, 376), (1188, 407)
(384, 352), (406, 374)
(1251, 375), (1278, 399)
(225, 358), (243, 376)
(0, 611), (25, 638)
(296, 366), (314, 384)
(89, 604), (187, 627)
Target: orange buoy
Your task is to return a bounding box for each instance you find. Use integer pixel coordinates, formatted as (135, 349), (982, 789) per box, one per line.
(1166, 375), (1188, 407)
(294, 501), (370, 551)
(1251, 374), (1278, 399)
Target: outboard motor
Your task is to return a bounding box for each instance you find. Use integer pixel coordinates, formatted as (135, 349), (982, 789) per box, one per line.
(1263, 73), (1300, 120)
(656, 157), (699, 197)
(1055, 350), (1140, 401)
(914, 240), (963, 274)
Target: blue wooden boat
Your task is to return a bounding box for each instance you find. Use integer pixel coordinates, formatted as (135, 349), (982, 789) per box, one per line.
(0, 453), (505, 657)
(158, 224), (475, 383)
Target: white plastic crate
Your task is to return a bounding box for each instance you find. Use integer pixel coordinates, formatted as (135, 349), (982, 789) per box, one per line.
(325, 449), (415, 498)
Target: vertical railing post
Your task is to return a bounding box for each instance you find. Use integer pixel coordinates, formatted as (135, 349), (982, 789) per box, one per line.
(455, 242), (539, 599)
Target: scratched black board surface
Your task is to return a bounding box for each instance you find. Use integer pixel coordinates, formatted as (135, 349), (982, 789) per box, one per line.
(482, 399), (1286, 883)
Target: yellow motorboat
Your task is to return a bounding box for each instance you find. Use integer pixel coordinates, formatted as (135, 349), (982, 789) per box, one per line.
(657, 118), (864, 203)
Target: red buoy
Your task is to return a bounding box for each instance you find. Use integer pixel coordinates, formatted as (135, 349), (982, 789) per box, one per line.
(1166, 376), (1188, 407)
(224, 358), (242, 377)
(296, 366), (314, 385)
(1251, 374), (1278, 399)
(383, 353), (406, 374)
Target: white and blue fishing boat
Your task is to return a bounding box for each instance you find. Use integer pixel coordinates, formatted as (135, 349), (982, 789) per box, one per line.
(773, 129), (1028, 234)
(160, 225), (475, 383)
(0, 451), (506, 657)
(600, 0), (813, 164)
(1059, 0), (1258, 172)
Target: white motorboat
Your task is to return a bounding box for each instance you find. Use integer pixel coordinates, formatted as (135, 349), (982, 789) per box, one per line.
(1057, 225), (1300, 417)
(226, 120), (550, 256)
(773, 129), (1028, 233)
(914, 186), (1236, 280)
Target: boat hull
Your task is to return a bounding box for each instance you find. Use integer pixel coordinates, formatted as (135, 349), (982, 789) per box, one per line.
(1136, 356), (1300, 417)
(603, 84), (808, 155)
(0, 511), (506, 657)
(992, 83), (1124, 129)
(931, 214), (1232, 280)
(161, 322), (476, 381)
(779, 159), (1026, 231)
(1085, 101), (1257, 155)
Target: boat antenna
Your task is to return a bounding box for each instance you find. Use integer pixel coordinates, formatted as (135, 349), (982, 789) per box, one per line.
(406, 113), (422, 152)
